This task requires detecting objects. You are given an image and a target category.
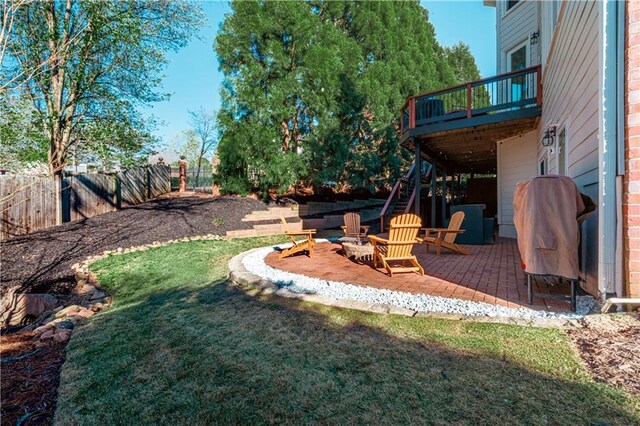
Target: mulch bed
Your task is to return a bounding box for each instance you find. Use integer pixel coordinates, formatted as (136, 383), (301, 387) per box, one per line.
(568, 314), (640, 396)
(1, 194), (274, 296)
(1, 333), (67, 425)
(1, 194), (277, 425)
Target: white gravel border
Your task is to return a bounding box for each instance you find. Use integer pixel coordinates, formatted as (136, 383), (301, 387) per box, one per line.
(240, 240), (595, 320)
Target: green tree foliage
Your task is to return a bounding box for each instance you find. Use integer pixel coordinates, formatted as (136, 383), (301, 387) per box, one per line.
(215, 0), (481, 196)
(0, 90), (48, 171)
(4, 0), (203, 175)
(445, 41), (490, 110)
(76, 113), (159, 172)
(444, 42), (482, 83)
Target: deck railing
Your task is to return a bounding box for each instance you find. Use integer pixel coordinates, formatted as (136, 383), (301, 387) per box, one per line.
(401, 65), (541, 134)
(379, 162), (414, 231)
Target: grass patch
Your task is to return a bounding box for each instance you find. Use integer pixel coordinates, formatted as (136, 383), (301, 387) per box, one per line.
(55, 237), (640, 424)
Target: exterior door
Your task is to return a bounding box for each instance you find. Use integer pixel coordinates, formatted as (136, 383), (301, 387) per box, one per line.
(506, 42), (529, 102)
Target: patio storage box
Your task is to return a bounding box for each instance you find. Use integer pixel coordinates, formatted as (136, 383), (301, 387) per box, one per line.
(450, 204), (485, 245)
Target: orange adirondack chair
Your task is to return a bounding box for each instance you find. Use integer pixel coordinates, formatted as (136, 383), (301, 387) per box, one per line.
(369, 213), (424, 277)
(422, 211), (469, 256)
(341, 212), (369, 239)
(278, 217), (316, 259)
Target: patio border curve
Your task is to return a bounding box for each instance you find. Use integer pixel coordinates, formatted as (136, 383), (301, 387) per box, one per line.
(227, 247), (584, 329)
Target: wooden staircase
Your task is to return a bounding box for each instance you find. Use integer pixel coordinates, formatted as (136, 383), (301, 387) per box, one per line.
(379, 162), (432, 231)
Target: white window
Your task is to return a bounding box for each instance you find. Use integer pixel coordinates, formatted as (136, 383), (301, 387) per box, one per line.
(506, 41), (529, 103)
(557, 126), (567, 176)
(507, 41), (529, 72)
(539, 155), (548, 176)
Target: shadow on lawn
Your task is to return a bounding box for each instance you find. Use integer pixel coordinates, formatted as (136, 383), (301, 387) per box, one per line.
(52, 274), (640, 425)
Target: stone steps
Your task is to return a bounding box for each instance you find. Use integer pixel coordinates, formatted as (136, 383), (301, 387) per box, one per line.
(227, 199), (384, 238)
(241, 206), (299, 222)
(302, 207), (382, 230)
(297, 198), (385, 217)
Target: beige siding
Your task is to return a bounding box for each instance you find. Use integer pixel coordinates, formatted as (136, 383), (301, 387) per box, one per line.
(496, 130), (538, 238)
(538, 0), (600, 294)
(497, 0), (540, 73)
(538, 0), (599, 186)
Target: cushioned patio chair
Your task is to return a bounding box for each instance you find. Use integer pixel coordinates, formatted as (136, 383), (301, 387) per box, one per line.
(369, 213), (424, 277)
(278, 217), (316, 259)
(341, 212), (369, 240)
(422, 211), (469, 256)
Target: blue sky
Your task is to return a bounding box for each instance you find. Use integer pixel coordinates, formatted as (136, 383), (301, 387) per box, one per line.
(147, 1), (496, 159)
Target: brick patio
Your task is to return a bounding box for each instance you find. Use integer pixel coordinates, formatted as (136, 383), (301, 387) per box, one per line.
(265, 238), (575, 313)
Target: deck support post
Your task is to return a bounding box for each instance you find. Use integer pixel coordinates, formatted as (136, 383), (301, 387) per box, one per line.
(414, 138), (421, 217)
(431, 165), (437, 227)
(441, 169), (447, 226)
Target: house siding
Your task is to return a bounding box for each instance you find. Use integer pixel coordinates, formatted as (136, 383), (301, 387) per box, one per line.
(624, 0), (640, 299)
(497, 0), (540, 73)
(496, 131), (538, 238)
(537, 0), (600, 295)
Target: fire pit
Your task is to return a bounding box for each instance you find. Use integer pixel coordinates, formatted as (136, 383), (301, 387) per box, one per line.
(341, 241), (374, 261)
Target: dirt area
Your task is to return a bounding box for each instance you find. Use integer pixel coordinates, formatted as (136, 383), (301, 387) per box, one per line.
(1, 194), (278, 296)
(1, 332), (67, 425)
(568, 314), (640, 396)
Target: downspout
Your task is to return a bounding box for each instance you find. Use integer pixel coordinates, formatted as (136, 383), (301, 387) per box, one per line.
(615, 0), (626, 300)
(597, 0), (620, 301)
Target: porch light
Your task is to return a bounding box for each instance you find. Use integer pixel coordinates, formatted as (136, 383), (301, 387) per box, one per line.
(542, 126), (556, 147)
(530, 30), (540, 45)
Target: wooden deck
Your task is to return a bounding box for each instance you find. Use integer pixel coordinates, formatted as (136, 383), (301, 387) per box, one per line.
(265, 238), (575, 313)
(399, 66), (542, 174)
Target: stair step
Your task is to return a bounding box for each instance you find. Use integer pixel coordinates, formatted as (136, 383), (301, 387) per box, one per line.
(226, 229), (260, 238)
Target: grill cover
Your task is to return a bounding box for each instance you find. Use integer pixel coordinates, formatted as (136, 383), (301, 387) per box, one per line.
(513, 176), (585, 280)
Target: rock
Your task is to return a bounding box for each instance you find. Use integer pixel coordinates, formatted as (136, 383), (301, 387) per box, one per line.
(63, 315), (84, 322)
(71, 307), (94, 318)
(88, 303), (105, 312)
(40, 330), (55, 340)
(55, 305), (81, 318)
(34, 324), (54, 335)
(79, 283), (97, 295)
(34, 340), (49, 348)
(0, 293), (59, 327)
(55, 321), (75, 330)
(89, 291), (106, 301)
(53, 329), (72, 343)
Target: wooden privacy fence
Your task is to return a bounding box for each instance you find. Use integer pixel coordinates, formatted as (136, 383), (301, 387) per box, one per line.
(1, 165), (171, 240)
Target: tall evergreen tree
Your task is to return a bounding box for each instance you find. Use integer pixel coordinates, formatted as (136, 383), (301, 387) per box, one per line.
(215, 0), (481, 196)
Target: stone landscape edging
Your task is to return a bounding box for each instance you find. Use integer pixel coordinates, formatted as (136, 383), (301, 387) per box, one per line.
(227, 248), (583, 329)
(28, 233), (227, 343)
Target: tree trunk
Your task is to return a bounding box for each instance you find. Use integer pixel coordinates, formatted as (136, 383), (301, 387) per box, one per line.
(54, 170), (63, 225)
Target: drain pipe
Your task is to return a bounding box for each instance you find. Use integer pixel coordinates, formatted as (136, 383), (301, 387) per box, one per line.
(597, 0), (620, 302)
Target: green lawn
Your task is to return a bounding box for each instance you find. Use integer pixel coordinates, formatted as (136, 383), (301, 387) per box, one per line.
(55, 237), (640, 425)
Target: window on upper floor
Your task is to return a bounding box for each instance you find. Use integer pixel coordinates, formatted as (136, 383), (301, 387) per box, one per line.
(507, 0), (521, 11)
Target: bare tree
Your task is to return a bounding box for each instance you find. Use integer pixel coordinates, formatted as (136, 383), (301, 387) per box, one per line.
(4, 0), (202, 222)
(188, 108), (217, 189)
